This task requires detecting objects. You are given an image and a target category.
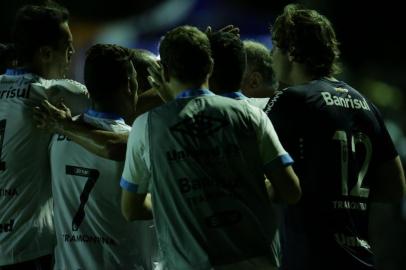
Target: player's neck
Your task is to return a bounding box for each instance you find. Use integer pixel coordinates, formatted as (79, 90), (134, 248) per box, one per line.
(290, 63), (315, 85)
(167, 78), (210, 100)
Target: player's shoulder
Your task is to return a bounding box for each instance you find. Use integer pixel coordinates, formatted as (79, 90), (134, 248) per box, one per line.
(39, 78), (88, 95)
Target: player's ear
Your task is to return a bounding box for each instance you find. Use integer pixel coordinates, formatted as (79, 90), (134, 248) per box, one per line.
(38, 46), (53, 63)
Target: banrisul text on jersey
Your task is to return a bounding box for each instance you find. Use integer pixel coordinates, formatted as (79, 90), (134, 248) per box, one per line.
(321, 90), (370, 111)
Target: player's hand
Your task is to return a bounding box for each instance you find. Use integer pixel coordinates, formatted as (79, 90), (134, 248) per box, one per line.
(33, 99), (72, 132)
(205, 25), (240, 37)
(147, 61), (171, 102)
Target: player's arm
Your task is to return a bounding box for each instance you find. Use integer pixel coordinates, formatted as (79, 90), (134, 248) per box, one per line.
(369, 156), (406, 202)
(34, 88), (163, 161)
(368, 104), (406, 202)
(60, 120), (128, 162)
(120, 113), (153, 220)
(264, 162), (301, 204)
(34, 100), (128, 161)
(121, 191), (152, 221)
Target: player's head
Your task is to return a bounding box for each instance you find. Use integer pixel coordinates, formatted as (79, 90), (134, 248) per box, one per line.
(241, 40), (277, 97)
(271, 4), (340, 83)
(159, 25), (212, 88)
(0, 43), (16, 74)
(130, 49), (157, 93)
(207, 31), (246, 94)
(12, 3), (73, 79)
(84, 44), (137, 113)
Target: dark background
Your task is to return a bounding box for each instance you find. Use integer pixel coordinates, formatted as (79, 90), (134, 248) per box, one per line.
(1, 0), (405, 158)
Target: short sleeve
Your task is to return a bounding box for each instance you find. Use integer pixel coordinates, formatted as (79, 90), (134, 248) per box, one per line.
(120, 112), (151, 193)
(370, 103), (398, 162)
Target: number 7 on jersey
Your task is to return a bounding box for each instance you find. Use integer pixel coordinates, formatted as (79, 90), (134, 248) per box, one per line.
(66, 165), (100, 231)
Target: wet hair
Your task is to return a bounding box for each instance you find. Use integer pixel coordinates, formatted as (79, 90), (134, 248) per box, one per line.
(84, 44), (133, 102)
(243, 40), (276, 86)
(130, 49), (156, 93)
(208, 31), (246, 93)
(159, 25), (212, 86)
(12, 3), (69, 64)
(271, 4), (341, 77)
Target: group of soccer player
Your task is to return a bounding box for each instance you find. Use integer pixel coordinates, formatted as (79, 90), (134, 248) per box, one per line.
(1, 2), (405, 270)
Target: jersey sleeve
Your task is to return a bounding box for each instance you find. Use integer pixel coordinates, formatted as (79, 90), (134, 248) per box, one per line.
(120, 112), (151, 194)
(248, 104), (294, 170)
(370, 103), (398, 162)
(45, 79), (90, 116)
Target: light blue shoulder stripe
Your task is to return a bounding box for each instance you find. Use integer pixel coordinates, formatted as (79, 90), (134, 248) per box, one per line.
(264, 154), (294, 170)
(120, 177), (139, 192)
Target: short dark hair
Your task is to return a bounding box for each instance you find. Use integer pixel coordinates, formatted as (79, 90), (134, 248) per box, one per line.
(12, 3), (69, 64)
(0, 43), (16, 74)
(159, 25), (212, 86)
(243, 40), (276, 86)
(130, 49), (156, 93)
(208, 31), (246, 93)
(84, 44), (132, 103)
(271, 4), (341, 77)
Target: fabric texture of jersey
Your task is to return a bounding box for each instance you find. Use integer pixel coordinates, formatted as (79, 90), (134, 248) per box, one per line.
(247, 97), (270, 110)
(265, 78), (398, 270)
(0, 70), (89, 265)
(121, 89), (292, 270)
(221, 91), (282, 269)
(50, 110), (157, 270)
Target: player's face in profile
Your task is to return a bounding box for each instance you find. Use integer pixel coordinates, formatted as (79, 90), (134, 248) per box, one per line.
(271, 43), (290, 85)
(50, 22), (74, 79)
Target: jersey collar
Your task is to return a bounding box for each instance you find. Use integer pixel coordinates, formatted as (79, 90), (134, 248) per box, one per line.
(5, 68), (32, 75)
(219, 91), (247, 100)
(175, 88), (214, 99)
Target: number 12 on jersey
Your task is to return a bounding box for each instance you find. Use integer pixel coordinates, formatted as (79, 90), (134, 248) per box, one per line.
(333, 130), (372, 198)
(66, 165), (100, 231)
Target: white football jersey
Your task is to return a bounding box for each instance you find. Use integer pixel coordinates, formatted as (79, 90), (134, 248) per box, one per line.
(50, 110), (156, 270)
(0, 69), (90, 265)
(121, 89), (292, 270)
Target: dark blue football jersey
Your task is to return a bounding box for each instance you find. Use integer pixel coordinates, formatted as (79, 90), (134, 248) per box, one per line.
(265, 78), (398, 270)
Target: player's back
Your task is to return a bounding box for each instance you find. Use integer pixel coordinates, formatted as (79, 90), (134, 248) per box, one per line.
(146, 93), (287, 269)
(267, 78), (397, 269)
(50, 110), (147, 270)
(0, 70), (89, 265)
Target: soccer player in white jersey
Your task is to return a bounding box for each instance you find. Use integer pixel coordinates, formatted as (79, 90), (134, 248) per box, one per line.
(240, 40), (278, 109)
(48, 44), (155, 270)
(207, 30), (284, 269)
(120, 25), (301, 270)
(34, 49), (163, 162)
(0, 4), (89, 269)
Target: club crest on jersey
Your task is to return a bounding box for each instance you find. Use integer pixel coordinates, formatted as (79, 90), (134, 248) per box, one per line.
(170, 113), (229, 138)
(321, 92), (370, 111)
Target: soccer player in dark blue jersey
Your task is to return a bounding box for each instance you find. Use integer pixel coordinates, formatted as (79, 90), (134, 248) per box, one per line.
(265, 4), (406, 270)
